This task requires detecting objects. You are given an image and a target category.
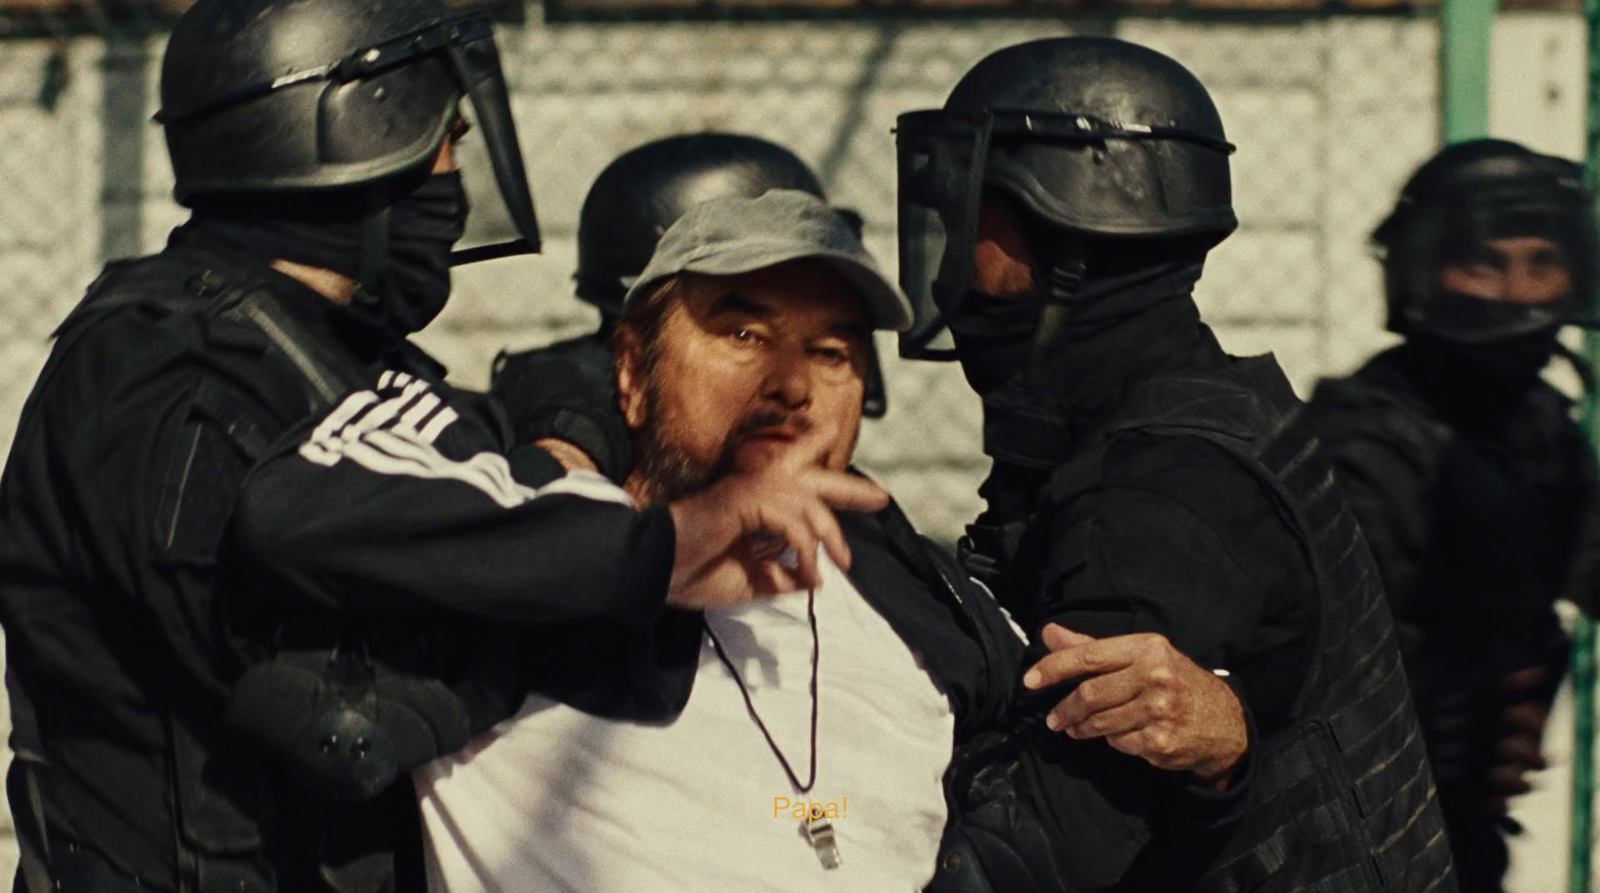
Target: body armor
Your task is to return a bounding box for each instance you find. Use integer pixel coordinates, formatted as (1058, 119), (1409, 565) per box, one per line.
(8, 246), (479, 893)
(1311, 350), (1595, 893)
(1027, 359), (1457, 893)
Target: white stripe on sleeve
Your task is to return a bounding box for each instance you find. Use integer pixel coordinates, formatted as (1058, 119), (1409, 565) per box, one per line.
(297, 386), (633, 510)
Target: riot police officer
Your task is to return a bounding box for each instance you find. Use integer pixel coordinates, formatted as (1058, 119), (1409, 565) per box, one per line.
(1309, 139), (1600, 893)
(0, 2), (884, 891)
(490, 133), (886, 473)
(896, 37), (1457, 891)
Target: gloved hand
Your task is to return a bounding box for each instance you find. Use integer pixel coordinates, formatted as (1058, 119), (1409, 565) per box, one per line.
(224, 643), (472, 803)
(490, 335), (634, 484)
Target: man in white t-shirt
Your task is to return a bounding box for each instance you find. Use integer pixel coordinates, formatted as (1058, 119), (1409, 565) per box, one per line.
(417, 189), (1254, 893)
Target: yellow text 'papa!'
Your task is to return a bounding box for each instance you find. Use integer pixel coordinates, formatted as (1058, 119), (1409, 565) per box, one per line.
(775, 797), (848, 820)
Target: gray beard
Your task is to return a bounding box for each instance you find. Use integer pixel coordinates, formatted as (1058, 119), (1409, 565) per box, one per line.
(630, 379), (733, 505)
(631, 377), (814, 505)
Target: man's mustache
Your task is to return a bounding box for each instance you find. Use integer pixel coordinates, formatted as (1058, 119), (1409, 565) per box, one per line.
(730, 410), (813, 442)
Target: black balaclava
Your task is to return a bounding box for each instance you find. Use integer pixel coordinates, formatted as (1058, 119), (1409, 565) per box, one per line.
(947, 221), (1215, 472)
(1396, 242), (1575, 417)
(1397, 330), (1564, 427)
(187, 169), (469, 336)
(956, 225), (1220, 567)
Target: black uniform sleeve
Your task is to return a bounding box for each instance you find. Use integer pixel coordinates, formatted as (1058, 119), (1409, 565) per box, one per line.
(233, 370), (674, 627)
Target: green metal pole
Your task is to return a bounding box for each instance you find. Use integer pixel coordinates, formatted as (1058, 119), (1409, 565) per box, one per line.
(1573, 594), (1598, 890)
(1574, 7), (1600, 892)
(1440, 0), (1496, 142)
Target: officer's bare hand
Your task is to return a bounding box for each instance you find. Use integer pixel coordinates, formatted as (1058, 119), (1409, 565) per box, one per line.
(1023, 623), (1248, 790)
(1486, 667), (1554, 815)
(534, 438), (600, 474)
(665, 464), (888, 610)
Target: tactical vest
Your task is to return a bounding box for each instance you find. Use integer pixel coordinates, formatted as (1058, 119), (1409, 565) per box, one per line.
(969, 357), (1457, 893)
(12, 249), (469, 893)
(1120, 359), (1456, 893)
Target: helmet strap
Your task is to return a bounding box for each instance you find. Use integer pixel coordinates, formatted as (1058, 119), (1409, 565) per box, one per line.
(353, 185), (393, 308)
(1021, 238), (1086, 387)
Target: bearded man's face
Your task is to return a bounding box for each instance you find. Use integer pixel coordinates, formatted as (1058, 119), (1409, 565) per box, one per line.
(615, 261), (871, 505)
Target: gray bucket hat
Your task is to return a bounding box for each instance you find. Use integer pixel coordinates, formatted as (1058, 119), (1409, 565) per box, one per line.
(622, 188), (914, 332)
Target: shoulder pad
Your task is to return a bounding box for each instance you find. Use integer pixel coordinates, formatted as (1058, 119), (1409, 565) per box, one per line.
(1112, 355), (1299, 441)
(1310, 374), (1454, 459)
(57, 253), (268, 346)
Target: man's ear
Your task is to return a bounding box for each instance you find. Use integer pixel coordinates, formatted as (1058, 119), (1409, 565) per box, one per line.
(614, 327), (647, 431)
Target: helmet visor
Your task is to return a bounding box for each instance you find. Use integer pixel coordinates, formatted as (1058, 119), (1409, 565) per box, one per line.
(895, 109), (992, 361)
(441, 16), (542, 264)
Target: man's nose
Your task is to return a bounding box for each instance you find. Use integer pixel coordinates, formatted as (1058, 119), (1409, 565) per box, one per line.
(761, 349), (813, 410)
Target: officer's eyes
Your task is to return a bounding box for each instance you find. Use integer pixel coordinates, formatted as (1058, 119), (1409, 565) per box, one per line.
(1529, 250), (1566, 270)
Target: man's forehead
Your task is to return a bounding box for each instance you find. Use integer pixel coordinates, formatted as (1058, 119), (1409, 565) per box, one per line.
(686, 263), (870, 329)
(1466, 235), (1568, 254)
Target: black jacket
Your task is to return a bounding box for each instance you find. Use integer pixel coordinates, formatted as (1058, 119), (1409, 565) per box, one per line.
(1309, 344), (1600, 891)
(0, 228), (676, 892)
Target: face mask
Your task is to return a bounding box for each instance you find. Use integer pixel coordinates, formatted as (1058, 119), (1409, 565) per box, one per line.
(382, 171), (469, 334)
(1412, 327), (1560, 401)
(1414, 289), (1566, 344)
(946, 288), (1046, 395)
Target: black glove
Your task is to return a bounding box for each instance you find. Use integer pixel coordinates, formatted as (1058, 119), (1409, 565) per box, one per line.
(490, 335), (633, 484)
(224, 642), (472, 803)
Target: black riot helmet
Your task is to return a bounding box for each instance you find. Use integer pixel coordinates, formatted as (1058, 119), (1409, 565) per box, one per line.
(1373, 139), (1598, 344)
(895, 37), (1237, 359)
(573, 132), (886, 417)
(156, 0), (540, 263)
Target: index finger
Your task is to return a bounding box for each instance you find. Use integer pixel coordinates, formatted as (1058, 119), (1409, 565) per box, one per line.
(1501, 666), (1551, 693)
(1041, 623), (1096, 652)
(774, 424), (836, 473)
(1023, 637), (1139, 689)
(804, 469), (890, 514)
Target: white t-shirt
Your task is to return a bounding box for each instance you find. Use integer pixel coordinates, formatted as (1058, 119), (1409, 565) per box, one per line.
(415, 555), (957, 892)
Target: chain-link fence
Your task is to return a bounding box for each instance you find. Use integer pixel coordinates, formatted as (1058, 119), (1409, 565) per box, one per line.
(0, 1), (1471, 883)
